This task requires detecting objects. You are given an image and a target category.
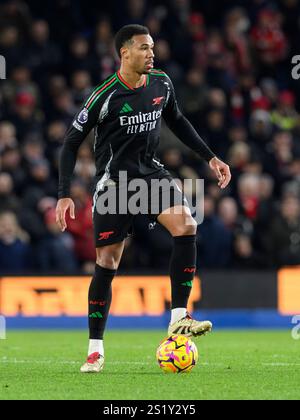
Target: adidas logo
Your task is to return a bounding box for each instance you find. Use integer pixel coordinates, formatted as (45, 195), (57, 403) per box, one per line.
(89, 312), (103, 319)
(181, 281), (193, 287)
(120, 102), (133, 113)
(172, 326), (190, 335)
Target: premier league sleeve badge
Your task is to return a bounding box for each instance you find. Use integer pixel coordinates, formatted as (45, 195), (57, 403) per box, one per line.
(77, 107), (89, 124)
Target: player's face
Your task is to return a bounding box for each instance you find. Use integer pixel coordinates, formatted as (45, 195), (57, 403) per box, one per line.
(122, 34), (155, 74)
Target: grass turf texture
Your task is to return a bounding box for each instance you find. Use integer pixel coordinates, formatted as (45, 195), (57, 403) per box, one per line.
(0, 330), (299, 400)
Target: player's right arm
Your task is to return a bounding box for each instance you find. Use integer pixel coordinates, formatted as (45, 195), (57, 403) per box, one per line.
(56, 93), (102, 232)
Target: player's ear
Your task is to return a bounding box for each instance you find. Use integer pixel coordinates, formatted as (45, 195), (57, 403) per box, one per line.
(120, 46), (129, 60)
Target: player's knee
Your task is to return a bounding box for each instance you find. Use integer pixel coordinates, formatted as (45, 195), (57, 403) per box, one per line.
(96, 253), (119, 270)
(172, 218), (197, 236)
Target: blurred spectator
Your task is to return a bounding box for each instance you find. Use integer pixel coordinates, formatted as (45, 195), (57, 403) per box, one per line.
(280, 0), (300, 56)
(218, 197), (238, 230)
(228, 124), (248, 145)
(260, 78), (279, 108)
(206, 88), (227, 112)
(0, 25), (22, 72)
(35, 207), (78, 273)
(206, 30), (234, 91)
(65, 181), (96, 269)
(265, 196), (300, 267)
(186, 12), (206, 69)
(285, 157), (300, 197)
(94, 17), (118, 79)
(264, 131), (296, 195)
(43, 74), (68, 119)
(251, 9), (289, 78)
(66, 35), (98, 79)
(218, 196), (252, 236)
(256, 173), (276, 225)
(232, 233), (265, 269)
(9, 91), (43, 141)
(237, 173), (261, 221)
(93, 19), (117, 80)
(47, 74), (68, 98)
(0, 121), (17, 152)
(196, 196), (232, 268)
(249, 109), (273, 148)
(74, 144), (96, 187)
(18, 194), (51, 244)
(154, 39), (183, 85)
(230, 72), (263, 125)
(228, 141), (252, 172)
(51, 90), (77, 125)
(25, 19), (62, 80)
(22, 137), (45, 167)
(271, 90), (300, 132)
(71, 70), (92, 106)
(1, 65), (40, 107)
(94, 18), (114, 57)
(123, 0), (147, 26)
(23, 158), (57, 200)
(224, 7), (251, 74)
(0, 1), (31, 41)
(0, 146), (26, 193)
(203, 109), (228, 159)
(178, 68), (208, 129)
(0, 211), (31, 273)
(145, 15), (166, 41)
(0, 172), (20, 213)
(45, 120), (67, 169)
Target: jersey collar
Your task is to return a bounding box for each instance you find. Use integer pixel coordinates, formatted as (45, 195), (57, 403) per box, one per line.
(116, 70), (149, 91)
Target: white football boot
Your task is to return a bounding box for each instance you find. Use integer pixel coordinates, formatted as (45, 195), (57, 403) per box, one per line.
(80, 352), (104, 373)
(168, 313), (212, 338)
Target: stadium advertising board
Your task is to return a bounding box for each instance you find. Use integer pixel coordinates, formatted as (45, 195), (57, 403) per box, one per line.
(278, 268), (300, 315)
(0, 276), (200, 317)
(0, 269), (299, 317)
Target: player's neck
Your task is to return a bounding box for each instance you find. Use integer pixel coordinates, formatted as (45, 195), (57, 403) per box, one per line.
(118, 66), (146, 89)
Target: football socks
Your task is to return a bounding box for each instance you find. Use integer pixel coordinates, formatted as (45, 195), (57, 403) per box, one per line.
(88, 264), (116, 340)
(170, 235), (197, 309)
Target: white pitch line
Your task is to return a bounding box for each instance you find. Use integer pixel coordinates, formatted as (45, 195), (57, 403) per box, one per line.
(0, 359), (225, 368)
(0, 359), (153, 365)
(262, 363), (300, 367)
(2, 359), (299, 368)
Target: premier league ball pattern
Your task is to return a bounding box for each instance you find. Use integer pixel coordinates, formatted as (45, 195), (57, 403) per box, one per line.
(156, 335), (198, 373)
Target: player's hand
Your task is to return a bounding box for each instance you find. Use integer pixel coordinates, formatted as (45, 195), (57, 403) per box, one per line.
(209, 157), (231, 189)
(55, 198), (75, 232)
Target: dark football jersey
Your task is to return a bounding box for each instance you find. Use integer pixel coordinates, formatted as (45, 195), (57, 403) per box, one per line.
(58, 69), (215, 198)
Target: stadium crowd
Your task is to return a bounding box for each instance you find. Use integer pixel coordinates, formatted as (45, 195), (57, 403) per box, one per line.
(1, 0), (300, 274)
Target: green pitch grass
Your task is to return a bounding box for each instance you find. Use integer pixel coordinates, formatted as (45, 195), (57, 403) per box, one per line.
(0, 330), (299, 400)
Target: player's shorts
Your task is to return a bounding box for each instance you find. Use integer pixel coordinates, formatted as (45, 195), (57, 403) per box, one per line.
(92, 173), (189, 247)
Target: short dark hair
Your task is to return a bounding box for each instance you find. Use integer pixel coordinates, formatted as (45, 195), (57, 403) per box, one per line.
(114, 24), (150, 58)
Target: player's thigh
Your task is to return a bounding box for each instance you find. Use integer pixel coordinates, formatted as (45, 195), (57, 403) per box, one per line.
(149, 176), (197, 236)
(157, 205), (197, 236)
(93, 209), (130, 269)
(93, 209), (133, 245)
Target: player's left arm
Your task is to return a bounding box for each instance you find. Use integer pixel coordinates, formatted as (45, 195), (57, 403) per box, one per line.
(56, 95), (104, 231)
(162, 76), (231, 189)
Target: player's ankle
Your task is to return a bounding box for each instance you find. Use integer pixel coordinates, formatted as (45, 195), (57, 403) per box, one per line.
(170, 308), (187, 325)
(88, 339), (104, 357)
